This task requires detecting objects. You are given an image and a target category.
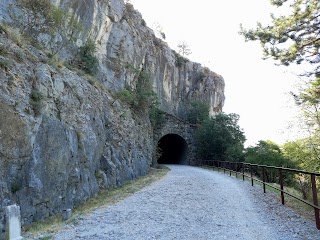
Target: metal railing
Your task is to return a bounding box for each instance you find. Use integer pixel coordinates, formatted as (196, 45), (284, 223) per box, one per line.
(199, 160), (320, 229)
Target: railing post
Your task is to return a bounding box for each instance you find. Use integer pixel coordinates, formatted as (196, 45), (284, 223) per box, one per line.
(262, 167), (266, 193)
(311, 174), (320, 229)
(250, 165), (253, 186)
(235, 163), (238, 178)
(242, 163), (245, 181)
(279, 169), (285, 205)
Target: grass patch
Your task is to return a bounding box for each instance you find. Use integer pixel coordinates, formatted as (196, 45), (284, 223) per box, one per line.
(23, 166), (170, 237)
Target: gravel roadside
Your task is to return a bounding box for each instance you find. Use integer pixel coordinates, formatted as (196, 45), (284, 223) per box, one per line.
(40, 165), (320, 239)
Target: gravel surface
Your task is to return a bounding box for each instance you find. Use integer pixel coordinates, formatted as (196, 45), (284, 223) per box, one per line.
(36, 165), (320, 239)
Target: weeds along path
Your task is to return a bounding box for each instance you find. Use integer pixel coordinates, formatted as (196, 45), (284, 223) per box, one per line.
(50, 165), (320, 240)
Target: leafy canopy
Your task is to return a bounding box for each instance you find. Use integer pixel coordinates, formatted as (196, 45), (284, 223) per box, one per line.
(245, 140), (294, 168)
(240, 0), (320, 139)
(196, 113), (246, 161)
(187, 100), (210, 124)
(240, 0), (320, 77)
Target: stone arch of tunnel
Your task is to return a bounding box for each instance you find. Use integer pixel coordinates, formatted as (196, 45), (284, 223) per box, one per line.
(157, 134), (188, 165)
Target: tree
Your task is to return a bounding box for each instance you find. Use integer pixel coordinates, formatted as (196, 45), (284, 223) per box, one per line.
(240, 0), (320, 151)
(187, 100), (210, 124)
(177, 42), (192, 56)
(282, 137), (320, 199)
(245, 140), (293, 167)
(282, 137), (320, 172)
(240, 0), (320, 78)
(245, 140), (296, 183)
(196, 113), (246, 161)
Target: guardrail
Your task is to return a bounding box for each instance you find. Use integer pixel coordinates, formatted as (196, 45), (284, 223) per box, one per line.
(199, 160), (320, 229)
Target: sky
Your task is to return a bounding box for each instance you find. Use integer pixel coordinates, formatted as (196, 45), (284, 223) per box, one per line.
(130, 0), (303, 147)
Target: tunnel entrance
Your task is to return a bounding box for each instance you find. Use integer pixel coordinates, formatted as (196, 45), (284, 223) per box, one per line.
(157, 134), (188, 164)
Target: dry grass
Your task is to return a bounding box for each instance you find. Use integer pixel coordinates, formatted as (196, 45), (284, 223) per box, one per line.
(23, 166), (170, 238)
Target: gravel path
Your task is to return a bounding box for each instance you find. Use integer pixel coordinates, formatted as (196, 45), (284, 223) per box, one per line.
(47, 165), (320, 239)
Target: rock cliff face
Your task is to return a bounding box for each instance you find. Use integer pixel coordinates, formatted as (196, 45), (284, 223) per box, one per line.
(0, 0), (225, 235)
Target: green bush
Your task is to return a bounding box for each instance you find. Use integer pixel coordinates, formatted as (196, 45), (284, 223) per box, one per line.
(12, 0), (63, 40)
(115, 68), (157, 113)
(29, 89), (44, 116)
(196, 113), (246, 162)
(0, 44), (7, 55)
(11, 181), (20, 193)
(73, 39), (99, 75)
(115, 89), (135, 105)
(135, 71), (157, 110)
(0, 59), (14, 70)
(149, 106), (165, 127)
(187, 100), (210, 124)
(245, 140), (296, 185)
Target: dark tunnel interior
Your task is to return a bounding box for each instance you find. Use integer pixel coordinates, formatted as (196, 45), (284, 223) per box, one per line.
(157, 134), (188, 164)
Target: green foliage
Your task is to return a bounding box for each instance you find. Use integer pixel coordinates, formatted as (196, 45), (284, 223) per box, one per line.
(10, 0), (83, 55)
(187, 100), (210, 124)
(240, 0), (320, 120)
(282, 138), (320, 199)
(115, 67), (157, 112)
(196, 113), (246, 161)
(135, 71), (157, 110)
(29, 89), (44, 116)
(149, 106), (165, 127)
(245, 140), (296, 184)
(0, 58), (14, 71)
(115, 89), (135, 105)
(282, 137), (320, 173)
(0, 44), (7, 55)
(240, 0), (320, 75)
(245, 140), (295, 167)
(11, 181), (20, 193)
(73, 39), (99, 75)
(141, 19), (146, 27)
(12, 0), (63, 40)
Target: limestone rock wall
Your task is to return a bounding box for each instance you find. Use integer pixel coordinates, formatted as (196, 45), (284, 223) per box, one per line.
(0, 0), (225, 236)
(0, 40), (152, 235)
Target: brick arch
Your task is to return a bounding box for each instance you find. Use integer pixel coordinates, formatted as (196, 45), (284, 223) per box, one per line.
(152, 113), (196, 166)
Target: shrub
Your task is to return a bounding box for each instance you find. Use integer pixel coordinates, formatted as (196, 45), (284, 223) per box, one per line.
(10, 0), (82, 55)
(149, 106), (165, 127)
(11, 181), (20, 193)
(29, 89), (44, 116)
(115, 89), (135, 105)
(0, 44), (7, 55)
(141, 19), (146, 27)
(12, 0), (63, 40)
(187, 100), (210, 124)
(76, 40), (99, 75)
(115, 67), (157, 112)
(0, 58), (14, 71)
(196, 113), (246, 162)
(135, 71), (157, 110)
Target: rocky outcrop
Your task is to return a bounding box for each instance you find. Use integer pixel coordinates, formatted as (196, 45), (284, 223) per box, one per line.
(0, 0), (225, 236)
